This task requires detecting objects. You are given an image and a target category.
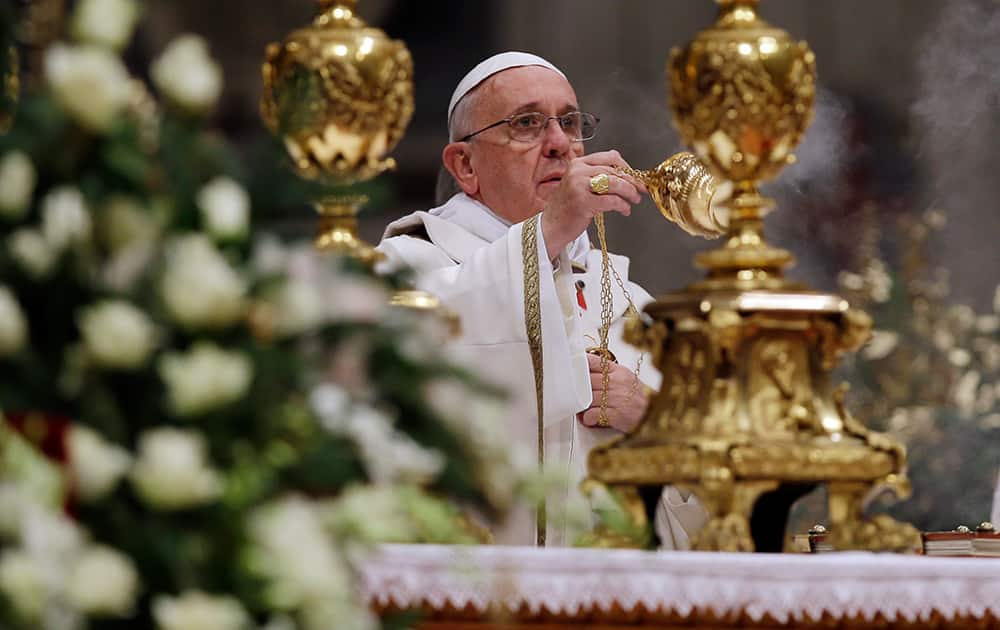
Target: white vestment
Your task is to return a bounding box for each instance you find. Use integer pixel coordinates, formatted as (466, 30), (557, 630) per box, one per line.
(378, 193), (707, 547)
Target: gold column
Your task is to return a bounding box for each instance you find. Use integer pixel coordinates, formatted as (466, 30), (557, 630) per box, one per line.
(585, 0), (919, 553)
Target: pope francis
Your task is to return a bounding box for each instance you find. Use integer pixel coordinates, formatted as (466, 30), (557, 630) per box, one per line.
(377, 52), (707, 548)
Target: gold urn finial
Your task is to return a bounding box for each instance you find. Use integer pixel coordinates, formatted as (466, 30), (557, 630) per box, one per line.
(261, 0), (414, 264)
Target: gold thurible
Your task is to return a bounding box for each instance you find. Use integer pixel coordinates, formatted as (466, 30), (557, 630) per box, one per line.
(585, 0), (919, 553)
(261, 0), (414, 265)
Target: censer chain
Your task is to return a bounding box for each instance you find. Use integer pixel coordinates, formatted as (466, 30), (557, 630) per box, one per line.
(593, 213), (643, 428)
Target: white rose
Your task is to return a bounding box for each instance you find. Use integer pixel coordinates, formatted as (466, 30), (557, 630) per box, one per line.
(70, 0), (141, 51)
(78, 300), (157, 369)
(328, 485), (414, 543)
(197, 177), (250, 240)
(102, 240), (158, 292)
(0, 151), (37, 219)
(249, 497), (351, 609)
(7, 229), (56, 278)
(309, 383), (350, 420)
(300, 597), (378, 630)
(0, 285), (28, 356)
(273, 280), (325, 337)
(0, 551), (46, 623)
(66, 545), (139, 616)
(250, 235), (289, 277)
(158, 343), (253, 417)
(161, 235), (247, 329)
(67, 425), (132, 501)
(20, 504), (85, 559)
(0, 485), (29, 538)
(45, 44), (132, 132)
(130, 428), (222, 510)
(151, 35), (223, 113)
(153, 591), (250, 630)
(317, 402), (444, 485)
(326, 276), (388, 323)
(41, 186), (92, 251)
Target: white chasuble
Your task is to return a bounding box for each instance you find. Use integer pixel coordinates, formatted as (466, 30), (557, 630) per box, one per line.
(377, 193), (707, 548)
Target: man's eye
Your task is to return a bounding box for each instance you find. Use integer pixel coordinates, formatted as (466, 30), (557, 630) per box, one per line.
(512, 115), (541, 129)
(560, 114), (581, 130)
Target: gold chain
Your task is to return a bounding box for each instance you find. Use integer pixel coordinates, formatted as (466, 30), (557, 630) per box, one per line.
(593, 213), (642, 428)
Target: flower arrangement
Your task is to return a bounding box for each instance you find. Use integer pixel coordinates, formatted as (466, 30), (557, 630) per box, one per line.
(0, 1), (528, 628)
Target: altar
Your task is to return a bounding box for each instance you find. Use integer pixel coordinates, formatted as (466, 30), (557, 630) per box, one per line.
(363, 545), (1000, 629)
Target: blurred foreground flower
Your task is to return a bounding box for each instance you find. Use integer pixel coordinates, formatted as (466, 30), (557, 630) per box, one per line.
(161, 235), (247, 329)
(66, 545), (139, 617)
(0, 151), (36, 220)
(78, 300), (158, 369)
(151, 35), (223, 113)
(197, 176), (250, 241)
(0, 285), (27, 356)
(130, 428), (222, 510)
(67, 425), (132, 502)
(159, 342), (253, 417)
(153, 591), (250, 630)
(45, 43), (131, 132)
(70, 0), (141, 51)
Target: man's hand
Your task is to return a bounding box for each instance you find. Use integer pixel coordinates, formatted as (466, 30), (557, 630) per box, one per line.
(539, 150), (647, 261)
(579, 353), (650, 433)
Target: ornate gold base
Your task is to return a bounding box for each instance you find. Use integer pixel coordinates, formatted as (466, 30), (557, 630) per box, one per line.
(585, 273), (917, 552)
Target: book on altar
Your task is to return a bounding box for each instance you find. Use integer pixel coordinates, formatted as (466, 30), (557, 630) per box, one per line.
(922, 524), (1000, 557)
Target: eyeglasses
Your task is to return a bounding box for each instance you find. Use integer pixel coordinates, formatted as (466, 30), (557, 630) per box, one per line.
(460, 111), (600, 143)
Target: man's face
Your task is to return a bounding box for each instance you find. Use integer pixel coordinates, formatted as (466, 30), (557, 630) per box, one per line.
(462, 66), (584, 224)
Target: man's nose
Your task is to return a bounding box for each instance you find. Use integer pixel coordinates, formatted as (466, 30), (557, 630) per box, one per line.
(540, 118), (572, 157)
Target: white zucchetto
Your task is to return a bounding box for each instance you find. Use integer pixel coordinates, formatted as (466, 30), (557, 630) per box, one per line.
(447, 51), (567, 125)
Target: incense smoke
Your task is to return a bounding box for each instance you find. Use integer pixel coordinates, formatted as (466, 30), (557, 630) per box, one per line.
(910, 0), (1000, 308)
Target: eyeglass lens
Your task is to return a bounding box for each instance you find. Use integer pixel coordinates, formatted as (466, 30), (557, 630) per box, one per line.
(509, 112), (598, 141)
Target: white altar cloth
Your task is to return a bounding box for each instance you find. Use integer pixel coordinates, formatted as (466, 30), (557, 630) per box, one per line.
(362, 544), (1000, 624)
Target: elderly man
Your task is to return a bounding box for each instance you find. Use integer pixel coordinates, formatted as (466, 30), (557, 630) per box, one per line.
(378, 52), (706, 547)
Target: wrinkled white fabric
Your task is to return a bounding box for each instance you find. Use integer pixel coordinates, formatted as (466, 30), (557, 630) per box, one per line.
(363, 545), (1000, 623)
(378, 194), (706, 547)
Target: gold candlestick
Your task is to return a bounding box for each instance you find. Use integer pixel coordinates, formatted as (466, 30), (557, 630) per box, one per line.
(586, 0), (919, 553)
(261, 0), (414, 264)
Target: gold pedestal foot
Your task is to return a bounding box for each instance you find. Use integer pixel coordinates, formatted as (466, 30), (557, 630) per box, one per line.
(690, 479), (778, 551)
(828, 481), (921, 552)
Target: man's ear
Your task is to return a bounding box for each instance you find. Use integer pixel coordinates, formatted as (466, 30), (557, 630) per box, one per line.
(442, 142), (478, 196)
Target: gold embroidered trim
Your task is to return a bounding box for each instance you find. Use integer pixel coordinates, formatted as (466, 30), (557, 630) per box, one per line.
(522, 214), (545, 546)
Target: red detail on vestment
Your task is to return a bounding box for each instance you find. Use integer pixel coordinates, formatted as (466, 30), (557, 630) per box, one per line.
(576, 287), (588, 310)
